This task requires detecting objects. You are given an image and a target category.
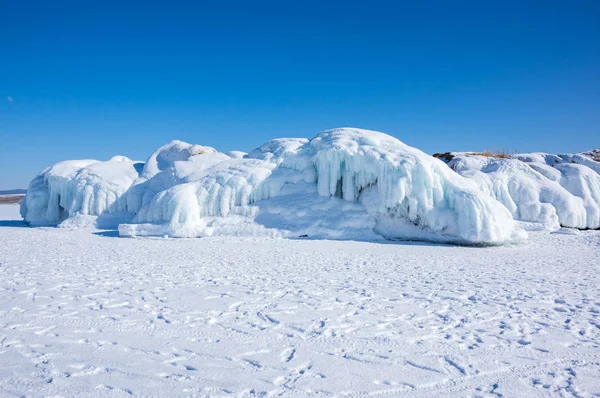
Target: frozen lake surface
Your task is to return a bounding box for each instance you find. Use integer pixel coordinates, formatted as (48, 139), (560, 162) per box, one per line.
(1, 204), (599, 397)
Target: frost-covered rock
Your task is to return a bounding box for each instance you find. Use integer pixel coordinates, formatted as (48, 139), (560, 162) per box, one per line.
(139, 140), (218, 179)
(439, 150), (600, 230)
(21, 157), (143, 227)
(22, 128), (528, 244)
(125, 140), (230, 215)
(119, 129), (524, 244)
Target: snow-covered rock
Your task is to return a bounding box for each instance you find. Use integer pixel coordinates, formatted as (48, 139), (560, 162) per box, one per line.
(120, 129), (523, 244)
(138, 140), (218, 179)
(22, 128), (527, 244)
(21, 157), (143, 227)
(438, 149), (600, 230)
(125, 140), (230, 215)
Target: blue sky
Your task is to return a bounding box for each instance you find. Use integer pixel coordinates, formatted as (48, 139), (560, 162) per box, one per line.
(1, 0), (599, 189)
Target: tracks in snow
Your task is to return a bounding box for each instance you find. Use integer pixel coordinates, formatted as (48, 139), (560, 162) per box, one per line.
(0, 215), (599, 396)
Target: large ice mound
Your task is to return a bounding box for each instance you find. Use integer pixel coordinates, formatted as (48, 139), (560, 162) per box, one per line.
(436, 150), (600, 230)
(21, 128), (526, 244)
(20, 157), (144, 228)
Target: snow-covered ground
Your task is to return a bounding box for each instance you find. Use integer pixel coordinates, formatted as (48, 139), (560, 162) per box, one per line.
(1, 204), (599, 397)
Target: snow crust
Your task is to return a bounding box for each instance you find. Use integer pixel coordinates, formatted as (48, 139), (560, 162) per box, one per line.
(3, 204), (600, 397)
(21, 128), (527, 244)
(443, 150), (600, 230)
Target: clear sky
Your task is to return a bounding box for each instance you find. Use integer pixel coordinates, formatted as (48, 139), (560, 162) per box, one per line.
(1, 0), (599, 189)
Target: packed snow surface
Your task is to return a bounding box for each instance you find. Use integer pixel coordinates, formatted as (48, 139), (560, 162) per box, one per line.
(1, 204), (600, 397)
(441, 150), (600, 230)
(20, 128), (525, 244)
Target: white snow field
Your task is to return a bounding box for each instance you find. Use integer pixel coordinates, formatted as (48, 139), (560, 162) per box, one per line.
(1, 204), (600, 397)
(20, 128), (526, 245)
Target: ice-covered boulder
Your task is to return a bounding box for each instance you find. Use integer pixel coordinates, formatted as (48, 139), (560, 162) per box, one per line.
(21, 157), (143, 228)
(438, 150), (600, 230)
(119, 128), (525, 244)
(22, 128), (529, 244)
(515, 152), (600, 229)
(125, 140), (230, 215)
(139, 140), (218, 179)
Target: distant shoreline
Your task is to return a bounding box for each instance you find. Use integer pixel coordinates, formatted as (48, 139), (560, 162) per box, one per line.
(0, 194), (24, 205)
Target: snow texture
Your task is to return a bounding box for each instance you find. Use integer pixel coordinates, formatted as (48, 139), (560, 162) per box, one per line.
(443, 150), (600, 230)
(21, 128), (525, 244)
(1, 204), (600, 397)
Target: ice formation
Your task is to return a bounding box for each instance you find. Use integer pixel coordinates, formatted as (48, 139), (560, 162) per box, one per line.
(439, 150), (600, 230)
(20, 157), (143, 228)
(21, 128), (530, 244)
(124, 140), (230, 216)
